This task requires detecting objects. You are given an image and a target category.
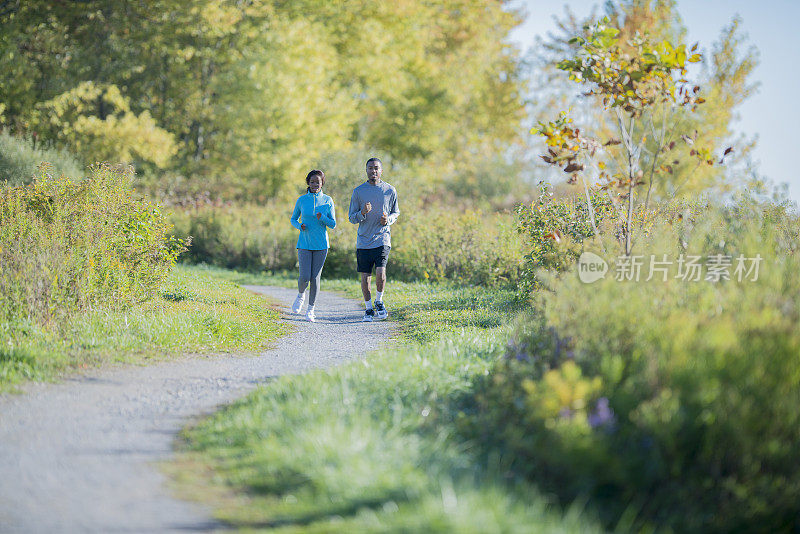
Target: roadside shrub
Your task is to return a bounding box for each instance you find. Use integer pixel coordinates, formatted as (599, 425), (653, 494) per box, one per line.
(170, 203), (526, 286)
(464, 197), (800, 532)
(515, 182), (703, 294)
(0, 163), (185, 324)
(0, 130), (83, 185)
(392, 209), (525, 286)
(168, 203), (297, 272)
(515, 188), (603, 293)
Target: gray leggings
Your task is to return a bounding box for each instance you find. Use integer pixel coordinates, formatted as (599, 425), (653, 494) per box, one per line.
(297, 248), (328, 306)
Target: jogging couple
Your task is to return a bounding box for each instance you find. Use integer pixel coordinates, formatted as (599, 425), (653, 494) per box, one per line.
(289, 157), (399, 323)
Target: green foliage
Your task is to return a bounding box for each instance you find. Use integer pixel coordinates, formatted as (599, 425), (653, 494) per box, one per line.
(168, 203), (296, 273)
(0, 266), (287, 389)
(0, 164), (184, 325)
(465, 197), (800, 532)
(560, 17), (702, 116)
(168, 201), (526, 287)
(207, 12), (356, 199)
(31, 82), (177, 168)
(535, 16), (725, 254)
(390, 209), (525, 286)
(0, 130), (83, 185)
(532, 1), (758, 201)
(0, 1), (527, 200)
(515, 183), (621, 293)
(512, 179), (712, 298)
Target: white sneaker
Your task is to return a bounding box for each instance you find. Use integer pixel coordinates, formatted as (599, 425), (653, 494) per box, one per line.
(374, 300), (388, 320)
(363, 309), (375, 322)
(306, 308), (316, 322)
(291, 293), (305, 314)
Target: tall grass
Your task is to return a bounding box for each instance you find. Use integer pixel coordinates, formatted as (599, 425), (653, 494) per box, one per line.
(0, 130), (83, 185)
(0, 164), (289, 390)
(168, 203), (525, 286)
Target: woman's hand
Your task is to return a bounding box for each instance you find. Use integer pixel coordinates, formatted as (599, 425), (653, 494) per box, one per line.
(300, 223), (307, 230)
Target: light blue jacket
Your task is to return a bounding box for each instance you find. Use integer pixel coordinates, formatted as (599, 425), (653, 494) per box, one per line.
(291, 191), (336, 250)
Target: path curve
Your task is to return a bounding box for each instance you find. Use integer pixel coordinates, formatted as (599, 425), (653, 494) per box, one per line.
(0, 286), (393, 533)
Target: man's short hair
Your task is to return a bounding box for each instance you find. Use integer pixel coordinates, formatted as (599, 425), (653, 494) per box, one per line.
(366, 157), (382, 167)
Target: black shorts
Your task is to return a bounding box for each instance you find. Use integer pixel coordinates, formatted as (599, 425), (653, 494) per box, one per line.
(356, 245), (391, 273)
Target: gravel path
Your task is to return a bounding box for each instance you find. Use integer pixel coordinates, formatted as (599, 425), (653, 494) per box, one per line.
(0, 286), (394, 533)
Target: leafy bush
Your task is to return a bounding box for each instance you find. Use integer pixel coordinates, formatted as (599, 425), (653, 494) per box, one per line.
(464, 197), (800, 532)
(0, 163), (185, 324)
(169, 202), (526, 286)
(0, 130), (83, 186)
(392, 209), (525, 286)
(515, 184), (612, 293)
(514, 182), (704, 294)
(31, 82), (177, 169)
(167, 203), (297, 272)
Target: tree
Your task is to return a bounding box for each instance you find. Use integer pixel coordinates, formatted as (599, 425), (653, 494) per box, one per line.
(0, 1), (528, 200)
(32, 82), (177, 168)
(529, 0), (758, 200)
(534, 18), (732, 255)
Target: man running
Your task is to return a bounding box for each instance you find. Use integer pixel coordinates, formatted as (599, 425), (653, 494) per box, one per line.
(348, 157), (400, 322)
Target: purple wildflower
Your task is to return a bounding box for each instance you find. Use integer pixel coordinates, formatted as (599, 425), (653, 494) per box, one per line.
(506, 340), (530, 361)
(588, 397), (616, 430)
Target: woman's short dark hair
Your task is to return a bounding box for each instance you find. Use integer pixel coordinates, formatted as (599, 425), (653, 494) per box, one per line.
(306, 169), (325, 189)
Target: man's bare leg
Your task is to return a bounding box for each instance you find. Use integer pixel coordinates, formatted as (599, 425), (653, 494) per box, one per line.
(375, 267), (386, 292)
(361, 272), (372, 303)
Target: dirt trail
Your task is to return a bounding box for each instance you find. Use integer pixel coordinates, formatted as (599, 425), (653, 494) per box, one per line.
(0, 286), (392, 533)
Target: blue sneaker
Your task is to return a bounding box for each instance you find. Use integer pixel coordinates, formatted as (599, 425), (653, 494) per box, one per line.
(363, 308), (375, 322)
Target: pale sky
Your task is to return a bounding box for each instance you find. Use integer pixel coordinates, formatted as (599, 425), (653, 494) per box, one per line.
(508, 0), (800, 203)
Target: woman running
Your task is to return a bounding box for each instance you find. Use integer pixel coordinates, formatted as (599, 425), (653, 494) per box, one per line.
(290, 169), (336, 322)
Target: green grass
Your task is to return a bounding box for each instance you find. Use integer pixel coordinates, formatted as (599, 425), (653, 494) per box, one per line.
(171, 268), (603, 532)
(0, 265), (288, 391)
(191, 265), (522, 343)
